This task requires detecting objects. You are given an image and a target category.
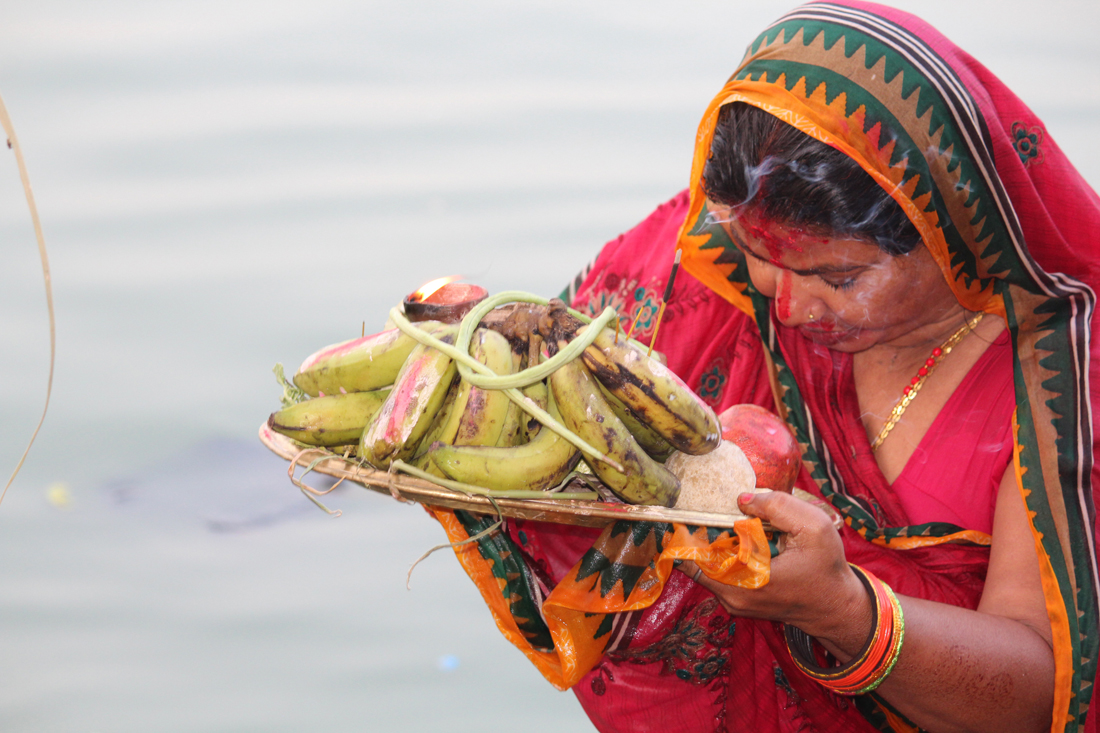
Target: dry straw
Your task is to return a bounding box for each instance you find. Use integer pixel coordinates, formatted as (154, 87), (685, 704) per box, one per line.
(1, 90), (55, 506)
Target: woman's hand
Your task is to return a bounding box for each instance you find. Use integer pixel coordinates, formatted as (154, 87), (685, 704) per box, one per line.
(680, 475), (1056, 733)
(679, 490), (873, 658)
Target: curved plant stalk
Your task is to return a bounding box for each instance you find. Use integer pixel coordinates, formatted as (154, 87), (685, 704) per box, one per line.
(391, 459), (599, 501)
(0, 90), (55, 507)
(452, 291), (629, 389)
(287, 449), (343, 516)
(391, 292), (615, 392)
(406, 496), (505, 589)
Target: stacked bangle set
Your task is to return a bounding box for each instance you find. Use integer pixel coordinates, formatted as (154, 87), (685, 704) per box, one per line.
(784, 565), (906, 695)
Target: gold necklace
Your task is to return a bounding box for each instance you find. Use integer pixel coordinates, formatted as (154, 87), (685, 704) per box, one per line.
(870, 312), (985, 451)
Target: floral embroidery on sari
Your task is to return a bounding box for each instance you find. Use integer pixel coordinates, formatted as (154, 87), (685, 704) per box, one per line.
(606, 597), (736, 684)
(1011, 121), (1045, 166)
(697, 357), (730, 406)
(574, 273), (668, 343)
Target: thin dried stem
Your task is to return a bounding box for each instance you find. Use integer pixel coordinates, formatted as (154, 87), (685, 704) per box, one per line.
(0, 90), (55, 507)
(287, 449), (343, 516)
(406, 497), (504, 589)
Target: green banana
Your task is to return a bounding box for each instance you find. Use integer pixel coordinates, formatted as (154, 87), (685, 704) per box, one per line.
(519, 379), (549, 441)
(580, 326), (721, 455)
(494, 342), (528, 446)
(451, 329), (515, 447)
(518, 341), (549, 442)
(495, 397), (525, 447)
(294, 322), (443, 397)
(549, 355), (680, 506)
(359, 327), (458, 468)
(429, 391), (581, 491)
(596, 382), (675, 461)
(420, 328), (515, 451)
(409, 381), (463, 474)
(267, 389), (390, 447)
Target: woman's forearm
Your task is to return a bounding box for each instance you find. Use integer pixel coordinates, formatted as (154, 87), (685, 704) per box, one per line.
(688, 488), (1056, 733)
(822, 595), (1054, 733)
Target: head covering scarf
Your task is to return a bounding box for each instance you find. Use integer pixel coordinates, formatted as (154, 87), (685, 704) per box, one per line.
(675, 2), (1100, 730)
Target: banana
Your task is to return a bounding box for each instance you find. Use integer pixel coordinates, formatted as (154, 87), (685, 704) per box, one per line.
(428, 328), (515, 450)
(294, 321), (443, 397)
(359, 327), (458, 468)
(517, 379), (548, 443)
(596, 382), (674, 461)
(580, 326), (721, 455)
(407, 390), (458, 477)
(549, 355), (680, 506)
(429, 391), (581, 491)
(518, 338), (549, 441)
(267, 389), (391, 447)
(495, 341), (528, 446)
(454, 329), (516, 446)
(410, 381), (462, 460)
(495, 398), (525, 447)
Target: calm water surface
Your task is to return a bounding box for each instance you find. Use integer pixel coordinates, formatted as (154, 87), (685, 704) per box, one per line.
(0, 1), (1097, 730)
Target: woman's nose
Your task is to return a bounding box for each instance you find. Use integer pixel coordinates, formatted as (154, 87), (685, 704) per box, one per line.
(746, 261), (818, 323)
(773, 271), (816, 324)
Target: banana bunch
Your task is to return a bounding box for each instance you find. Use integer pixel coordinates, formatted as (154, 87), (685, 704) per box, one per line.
(269, 296), (721, 507)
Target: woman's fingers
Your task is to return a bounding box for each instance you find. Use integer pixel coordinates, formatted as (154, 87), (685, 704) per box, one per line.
(677, 560), (727, 596)
(675, 491), (853, 624)
(737, 489), (831, 538)
(678, 560), (700, 582)
(677, 559), (764, 615)
(676, 560), (726, 599)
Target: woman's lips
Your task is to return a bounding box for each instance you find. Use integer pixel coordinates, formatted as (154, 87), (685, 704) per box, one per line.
(799, 324), (850, 345)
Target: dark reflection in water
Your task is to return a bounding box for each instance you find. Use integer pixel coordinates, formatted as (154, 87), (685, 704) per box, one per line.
(100, 438), (334, 532)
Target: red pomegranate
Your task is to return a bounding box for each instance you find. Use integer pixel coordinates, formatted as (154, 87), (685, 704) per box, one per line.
(718, 404), (802, 493)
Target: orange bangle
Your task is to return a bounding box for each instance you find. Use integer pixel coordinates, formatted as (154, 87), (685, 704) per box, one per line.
(785, 565), (905, 696)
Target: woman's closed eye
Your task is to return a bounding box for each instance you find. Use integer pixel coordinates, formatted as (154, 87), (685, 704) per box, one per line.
(821, 275), (858, 291)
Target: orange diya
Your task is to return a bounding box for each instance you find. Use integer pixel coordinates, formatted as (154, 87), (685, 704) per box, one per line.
(403, 276), (488, 324)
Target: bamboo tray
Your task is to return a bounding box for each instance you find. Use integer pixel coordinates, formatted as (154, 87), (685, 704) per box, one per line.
(259, 422), (769, 530)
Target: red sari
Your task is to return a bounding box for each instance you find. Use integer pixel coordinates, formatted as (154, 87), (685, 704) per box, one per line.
(542, 191), (996, 732)
(431, 2), (1100, 730)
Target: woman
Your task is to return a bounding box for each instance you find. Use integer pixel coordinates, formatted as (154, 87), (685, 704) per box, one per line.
(430, 2), (1100, 731)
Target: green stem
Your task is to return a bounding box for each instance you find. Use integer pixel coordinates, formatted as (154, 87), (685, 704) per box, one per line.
(453, 291), (614, 390)
(272, 362), (308, 408)
(391, 460), (599, 501)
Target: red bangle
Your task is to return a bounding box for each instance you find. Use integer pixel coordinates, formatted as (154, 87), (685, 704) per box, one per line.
(785, 565), (906, 695)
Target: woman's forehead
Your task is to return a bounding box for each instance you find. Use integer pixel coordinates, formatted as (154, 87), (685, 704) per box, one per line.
(714, 205), (885, 265)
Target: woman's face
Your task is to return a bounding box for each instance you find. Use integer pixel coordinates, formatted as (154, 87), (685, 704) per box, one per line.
(712, 205), (959, 353)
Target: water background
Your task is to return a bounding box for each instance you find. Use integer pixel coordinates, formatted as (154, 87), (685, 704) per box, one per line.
(0, 1), (1097, 730)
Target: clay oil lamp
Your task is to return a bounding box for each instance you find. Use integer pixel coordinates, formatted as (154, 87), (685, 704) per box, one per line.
(403, 276), (489, 324)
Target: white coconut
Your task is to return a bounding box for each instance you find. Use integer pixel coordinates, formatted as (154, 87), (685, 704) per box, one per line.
(667, 442), (763, 515)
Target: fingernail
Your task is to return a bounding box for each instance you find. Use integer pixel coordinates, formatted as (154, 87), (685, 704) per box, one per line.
(738, 493), (753, 505)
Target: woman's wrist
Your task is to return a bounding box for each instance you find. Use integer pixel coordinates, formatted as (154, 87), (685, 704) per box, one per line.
(786, 565), (907, 696)
(804, 564), (877, 660)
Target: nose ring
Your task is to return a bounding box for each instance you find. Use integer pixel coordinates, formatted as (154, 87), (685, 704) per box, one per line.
(808, 313), (815, 320)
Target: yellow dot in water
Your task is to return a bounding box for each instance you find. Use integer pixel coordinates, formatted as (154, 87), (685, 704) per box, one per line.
(46, 482), (71, 509)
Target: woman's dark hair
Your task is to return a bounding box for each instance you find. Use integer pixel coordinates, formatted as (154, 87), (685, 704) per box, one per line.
(703, 102), (922, 255)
